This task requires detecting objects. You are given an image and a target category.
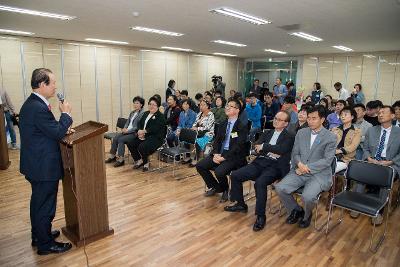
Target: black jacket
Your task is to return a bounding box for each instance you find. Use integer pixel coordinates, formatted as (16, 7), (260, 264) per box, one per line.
(254, 129), (295, 177)
(164, 105), (181, 131)
(211, 119), (248, 164)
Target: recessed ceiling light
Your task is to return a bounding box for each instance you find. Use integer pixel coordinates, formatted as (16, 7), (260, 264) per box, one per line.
(332, 45), (353, 52)
(289, 32), (323, 42)
(213, 52), (236, 57)
(363, 54), (376, 58)
(209, 7), (271, 25)
(161, 46), (192, 52)
(85, 38), (129, 45)
(140, 49), (164, 53)
(212, 40), (246, 47)
(130, 26), (184, 36)
(265, 49), (287, 55)
(0, 28), (34, 35)
(0, 5), (76, 20)
(194, 54), (213, 57)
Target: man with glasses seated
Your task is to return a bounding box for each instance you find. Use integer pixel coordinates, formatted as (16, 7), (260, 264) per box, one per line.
(224, 111), (294, 231)
(275, 105), (337, 229)
(196, 99), (248, 203)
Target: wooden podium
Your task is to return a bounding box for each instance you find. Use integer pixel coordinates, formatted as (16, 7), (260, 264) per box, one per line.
(0, 104), (11, 170)
(60, 121), (114, 247)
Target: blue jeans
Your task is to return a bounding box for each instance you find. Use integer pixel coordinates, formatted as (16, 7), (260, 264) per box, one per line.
(5, 111), (16, 144)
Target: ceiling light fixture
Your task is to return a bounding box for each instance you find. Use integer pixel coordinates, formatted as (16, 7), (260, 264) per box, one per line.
(332, 45), (353, 52)
(212, 40), (246, 47)
(85, 38), (128, 45)
(130, 26), (184, 36)
(265, 49), (287, 55)
(209, 7), (271, 25)
(213, 52), (236, 57)
(289, 32), (323, 42)
(0, 5), (76, 20)
(363, 54), (376, 58)
(161, 46), (192, 52)
(0, 28), (34, 35)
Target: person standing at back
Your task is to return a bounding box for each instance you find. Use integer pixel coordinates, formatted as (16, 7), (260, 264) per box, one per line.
(0, 86), (19, 149)
(273, 78), (288, 105)
(19, 68), (73, 255)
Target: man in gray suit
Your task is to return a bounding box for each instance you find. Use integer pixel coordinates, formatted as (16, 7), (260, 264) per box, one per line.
(105, 96), (145, 167)
(351, 105), (400, 223)
(275, 105), (337, 228)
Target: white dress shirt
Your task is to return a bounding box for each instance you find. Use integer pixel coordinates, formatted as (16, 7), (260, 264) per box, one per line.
(127, 112), (138, 130)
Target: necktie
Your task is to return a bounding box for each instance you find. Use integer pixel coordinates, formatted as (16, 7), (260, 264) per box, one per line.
(375, 129), (387, 161)
(48, 104), (51, 111)
(221, 122), (231, 154)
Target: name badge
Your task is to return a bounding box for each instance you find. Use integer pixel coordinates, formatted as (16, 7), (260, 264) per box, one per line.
(231, 132), (238, 138)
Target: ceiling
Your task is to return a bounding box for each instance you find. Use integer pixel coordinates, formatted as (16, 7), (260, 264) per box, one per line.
(0, 0), (399, 58)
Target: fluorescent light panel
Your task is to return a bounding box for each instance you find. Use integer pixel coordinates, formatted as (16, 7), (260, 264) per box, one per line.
(130, 26), (183, 36)
(85, 38), (128, 45)
(332, 45), (353, 52)
(289, 32), (323, 42)
(363, 54), (376, 58)
(0, 28), (34, 35)
(161, 46), (192, 52)
(212, 40), (246, 47)
(0, 5), (76, 20)
(210, 7), (271, 25)
(265, 49), (287, 55)
(213, 52), (236, 57)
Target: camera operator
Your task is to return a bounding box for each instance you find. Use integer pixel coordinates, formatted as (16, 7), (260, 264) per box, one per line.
(211, 75), (226, 98)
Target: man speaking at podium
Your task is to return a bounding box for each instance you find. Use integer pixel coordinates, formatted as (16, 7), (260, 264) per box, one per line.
(19, 68), (73, 255)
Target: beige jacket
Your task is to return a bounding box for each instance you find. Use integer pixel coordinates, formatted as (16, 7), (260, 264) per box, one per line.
(332, 125), (361, 163)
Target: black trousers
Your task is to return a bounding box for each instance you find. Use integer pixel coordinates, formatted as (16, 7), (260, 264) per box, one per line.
(230, 158), (281, 216)
(129, 138), (157, 164)
(29, 179), (59, 250)
(196, 151), (243, 192)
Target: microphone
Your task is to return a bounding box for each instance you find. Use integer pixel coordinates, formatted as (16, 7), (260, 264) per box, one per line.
(57, 92), (65, 104)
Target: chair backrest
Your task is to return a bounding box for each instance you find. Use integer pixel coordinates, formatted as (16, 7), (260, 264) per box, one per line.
(331, 156), (337, 174)
(179, 128), (197, 145)
(345, 160), (394, 189)
(247, 120), (252, 131)
(244, 140), (252, 156)
(116, 117), (128, 129)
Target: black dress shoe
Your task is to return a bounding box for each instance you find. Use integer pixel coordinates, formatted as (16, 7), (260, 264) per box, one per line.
(253, 215), (266, 232)
(219, 191), (229, 203)
(37, 241), (72, 255)
(105, 157), (116, 163)
(133, 162), (144, 169)
(224, 202), (248, 213)
(204, 188), (217, 197)
(142, 164), (149, 172)
(285, 208), (305, 224)
(113, 161), (125, 167)
(298, 214), (312, 228)
(32, 230), (61, 247)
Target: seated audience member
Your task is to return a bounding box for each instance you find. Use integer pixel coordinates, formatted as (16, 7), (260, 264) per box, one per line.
(332, 107), (361, 173)
(165, 95), (181, 147)
(153, 94), (165, 114)
(204, 91), (214, 107)
(129, 97), (167, 172)
(275, 106), (336, 228)
(196, 99), (248, 202)
(180, 90), (199, 113)
(185, 100), (215, 167)
(351, 105), (400, 222)
(229, 89), (236, 100)
(246, 93), (262, 141)
(262, 81), (269, 93)
(353, 104), (372, 160)
(327, 100), (346, 129)
(392, 101), (400, 127)
(195, 93), (204, 112)
(105, 96), (145, 167)
(364, 100), (382, 126)
(225, 111), (295, 231)
(325, 95), (335, 113)
(281, 95), (298, 124)
(175, 90), (182, 106)
(311, 82), (324, 104)
(263, 92), (280, 129)
(304, 95), (313, 104)
(287, 104), (311, 135)
(236, 97), (248, 126)
(351, 83), (365, 105)
(211, 96), (227, 126)
(174, 99), (197, 141)
(287, 81), (296, 98)
(249, 79), (263, 100)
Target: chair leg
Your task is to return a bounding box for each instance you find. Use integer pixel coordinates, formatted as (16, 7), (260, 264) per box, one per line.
(313, 195), (328, 231)
(325, 201), (344, 235)
(245, 181), (255, 201)
(268, 185), (283, 215)
(369, 198), (391, 253)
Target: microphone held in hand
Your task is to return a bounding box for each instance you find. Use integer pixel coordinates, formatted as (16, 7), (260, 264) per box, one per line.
(57, 92), (65, 104)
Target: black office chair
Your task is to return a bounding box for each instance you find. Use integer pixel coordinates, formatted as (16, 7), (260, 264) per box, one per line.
(325, 160), (395, 253)
(158, 128), (197, 177)
(104, 117), (127, 141)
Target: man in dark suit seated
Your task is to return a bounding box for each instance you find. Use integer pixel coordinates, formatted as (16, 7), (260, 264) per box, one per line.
(275, 105), (337, 228)
(224, 111), (294, 231)
(196, 99), (248, 202)
(19, 68), (73, 255)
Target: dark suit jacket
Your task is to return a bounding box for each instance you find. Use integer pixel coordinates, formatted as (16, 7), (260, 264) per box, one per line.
(254, 129), (295, 177)
(164, 105), (181, 131)
(138, 110), (167, 151)
(211, 119), (248, 165)
(19, 93), (73, 181)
